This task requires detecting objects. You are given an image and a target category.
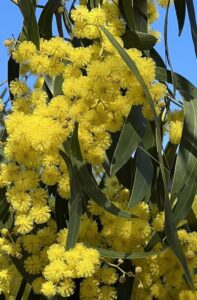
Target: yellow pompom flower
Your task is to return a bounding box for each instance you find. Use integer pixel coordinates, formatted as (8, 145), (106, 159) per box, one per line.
(9, 80), (28, 97)
(44, 259), (68, 283)
(14, 214), (33, 234)
(47, 243), (65, 262)
(80, 278), (99, 300)
(157, 0), (173, 8)
(71, 5), (89, 23)
(29, 54), (50, 75)
(12, 41), (36, 63)
(32, 277), (44, 294)
(57, 278), (75, 297)
(179, 290), (197, 300)
(98, 286), (117, 300)
(30, 204), (51, 224)
(98, 267), (118, 285)
(152, 212), (165, 232)
(69, 46), (92, 67)
(168, 110), (184, 144)
(24, 255), (42, 275)
(41, 281), (57, 297)
(22, 234), (42, 254)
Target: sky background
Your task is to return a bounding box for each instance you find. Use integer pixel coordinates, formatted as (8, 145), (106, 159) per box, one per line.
(0, 1), (197, 98)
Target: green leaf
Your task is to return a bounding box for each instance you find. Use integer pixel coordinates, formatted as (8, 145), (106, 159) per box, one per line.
(174, 0), (186, 36)
(122, 30), (157, 50)
(18, 0), (40, 49)
(173, 162), (197, 224)
(171, 96), (197, 202)
(119, 0), (135, 30)
(70, 124), (137, 219)
(60, 150), (82, 250)
(128, 146), (153, 208)
(38, 0), (54, 39)
(55, 192), (68, 231)
(186, 0), (197, 57)
(171, 94), (197, 225)
(93, 247), (160, 259)
(8, 56), (19, 100)
(156, 66), (197, 100)
(110, 106), (146, 176)
(133, 0), (148, 33)
(144, 232), (164, 252)
(164, 198), (193, 287)
(54, 75), (64, 96)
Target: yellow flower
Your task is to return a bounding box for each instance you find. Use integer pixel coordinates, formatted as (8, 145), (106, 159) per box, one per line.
(41, 281), (57, 297)
(32, 277), (44, 294)
(80, 278), (99, 300)
(14, 214), (33, 234)
(24, 255), (42, 275)
(22, 234), (42, 254)
(57, 278), (75, 297)
(44, 259), (68, 283)
(47, 243), (65, 262)
(30, 204), (51, 224)
(9, 80), (28, 97)
(98, 286), (117, 300)
(12, 41), (36, 63)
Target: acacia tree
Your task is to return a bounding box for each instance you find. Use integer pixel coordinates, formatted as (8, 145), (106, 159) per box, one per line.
(0, 0), (197, 299)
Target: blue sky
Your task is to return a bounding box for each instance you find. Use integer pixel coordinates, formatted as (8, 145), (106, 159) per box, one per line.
(0, 1), (197, 95)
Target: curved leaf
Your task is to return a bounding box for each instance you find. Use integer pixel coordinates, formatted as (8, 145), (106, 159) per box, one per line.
(18, 0), (40, 48)
(38, 0), (54, 39)
(186, 0), (197, 57)
(93, 247), (160, 259)
(122, 30), (157, 50)
(119, 0), (135, 30)
(60, 150), (82, 250)
(174, 0), (186, 36)
(110, 106), (146, 176)
(128, 146), (153, 208)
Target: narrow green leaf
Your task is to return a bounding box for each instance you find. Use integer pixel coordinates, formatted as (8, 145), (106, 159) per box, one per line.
(174, 0), (186, 36)
(156, 66), (197, 100)
(93, 247), (160, 259)
(54, 75), (64, 96)
(55, 193), (68, 231)
(70, 124), (137, 219)
(171, 97), (197, 202)
(122, 30), (157, 50)
(60, 150), (82, 250)
(186, 0), (197, 57)
(18, 0), (40, 49)
(119, 0), (135, 30)
(173, 162), (197, 224)
(38, 0), (54, 39)
(8, 56), (19, 100)
(164, 199), (193, 287)
(110, 106), (146, 176)
(128, 147), (153, 208)
(133, 0), (148, 33)
(144, 232), (164, 252)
